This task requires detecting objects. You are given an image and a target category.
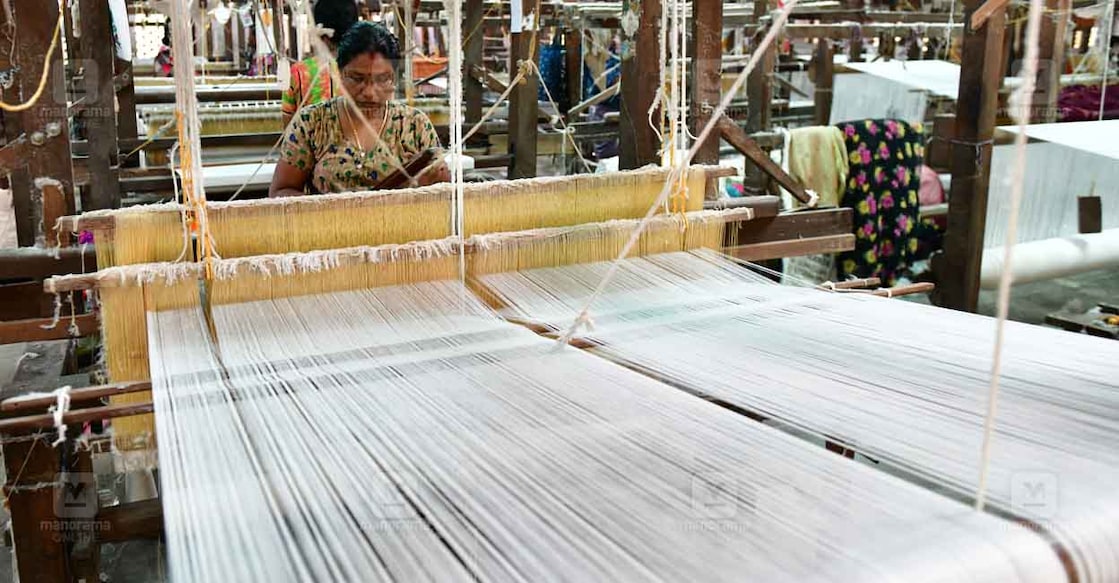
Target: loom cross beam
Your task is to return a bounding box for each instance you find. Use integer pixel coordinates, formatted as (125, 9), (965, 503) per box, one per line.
(716, 114), (814, 206)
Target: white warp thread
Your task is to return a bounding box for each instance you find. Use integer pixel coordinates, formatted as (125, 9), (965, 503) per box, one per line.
(145, 278), (1065, 581)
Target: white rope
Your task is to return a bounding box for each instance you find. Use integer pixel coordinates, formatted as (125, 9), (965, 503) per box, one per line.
(446, 0), (466, 289)
(49, 385), (71, 447)
(975, 0), (1046, 512)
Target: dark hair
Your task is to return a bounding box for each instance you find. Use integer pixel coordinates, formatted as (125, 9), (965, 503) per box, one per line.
(336, 21), (400, 69)
(313, 0), (360, 45)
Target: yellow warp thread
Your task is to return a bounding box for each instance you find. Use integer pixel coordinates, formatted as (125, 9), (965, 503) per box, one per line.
(94, 168), (711, 268)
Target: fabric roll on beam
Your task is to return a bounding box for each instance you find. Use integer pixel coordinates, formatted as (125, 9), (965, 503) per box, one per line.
(980, 228), (1119, 288)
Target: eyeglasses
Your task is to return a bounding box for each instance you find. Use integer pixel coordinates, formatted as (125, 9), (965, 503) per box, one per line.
(341, 72), (395, 88)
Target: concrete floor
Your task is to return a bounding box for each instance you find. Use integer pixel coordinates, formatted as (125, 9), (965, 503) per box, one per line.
(0, 269), (1113, 582)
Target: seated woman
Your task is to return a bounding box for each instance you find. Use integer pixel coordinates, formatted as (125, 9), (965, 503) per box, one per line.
(269, 22), (448, 197)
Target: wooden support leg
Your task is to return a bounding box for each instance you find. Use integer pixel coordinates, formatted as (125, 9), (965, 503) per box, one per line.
(717, 115), (812, 205)
(745, 8), (775, 191)
(464, 0), (484, 124)
(78, 0), (121, 211)
(508, 29), (539, 179)
(3, 431), (99, 583)
(935, 1), (1006, 311)
(564, 28), (583, 116)
(618, 0), (662, 169)
(689, 0), (723, 199)
(812, 39), (834, 126)
(1036, 0), (1070, 123)
(13, 0), (76, 245)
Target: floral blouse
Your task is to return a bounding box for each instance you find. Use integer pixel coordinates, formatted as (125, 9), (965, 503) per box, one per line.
(279, 97), (442, 193)
(281, 57), (336, 118)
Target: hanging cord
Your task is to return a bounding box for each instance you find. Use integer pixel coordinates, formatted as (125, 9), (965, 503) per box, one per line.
(558, 0), (801, 346)
(975, 0), (1045, 512)
(48, 386), (72, 447)
(0, 5), (62, 112)
(446, 0), (466, 288)
(945, 0), (958, 60)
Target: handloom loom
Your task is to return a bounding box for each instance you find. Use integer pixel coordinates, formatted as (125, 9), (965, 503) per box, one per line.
(6, 1), (1119, 580)
(7, 161), (1117, 582)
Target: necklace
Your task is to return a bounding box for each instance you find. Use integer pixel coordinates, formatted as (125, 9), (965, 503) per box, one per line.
(345, 104), (390, 169)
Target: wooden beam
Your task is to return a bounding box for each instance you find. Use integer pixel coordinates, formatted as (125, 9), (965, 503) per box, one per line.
(507, 19), (539, 179)
(2, 381), (152, 413)
(618, 0), (662, 169)
(725, 207), (854, 246)
(0, 313), (99, 345)
(813, 39), (834, 125)
(15, 0), (76, 242)
(468, 64), (509, 94)
(872, 282), (935, 298)
(756, 23), (962, 40)
(0, 400), (154, 433)
(564, 28), (583, 115)
(3, 433), (69, 582)
(970, 0), (1011, 29)
(1037, 0), (1070, 123)
(689, 0), (723, 187)
(568, 82), (619, 118)
(936, 0), (1007, 311)
(0, 246), (94, 280)
(96, 498), (164, 543)
(848, 26), (865, 62)
(464, 0), (484, 124)
(725, 234), (856, 261)
(745, 3), (775, 189)
(717, 114), (813, 206)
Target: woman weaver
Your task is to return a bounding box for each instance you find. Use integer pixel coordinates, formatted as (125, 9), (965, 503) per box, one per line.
(270, 22), (448, 197)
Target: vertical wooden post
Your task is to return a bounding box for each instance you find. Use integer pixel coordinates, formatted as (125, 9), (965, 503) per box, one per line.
(813, 38), (834, 126)
(564, 28), (583, 115)
(1037, 0), (1069, 122)
(745, 0), (774, 190)
(13, 0), (76, 246)
(507, 5), (539, 179)
(619, 0), (662, 169)
(2, 424), (99, 583)
(4, 434), (68, 582)
(936, 2), (1007, 312)
(464, 0), (484, 124)
(78, 0), (121, 211)
(848, 27), (865, 62)
(690, 0), (723, 189)
(115, 59), (137, 144)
